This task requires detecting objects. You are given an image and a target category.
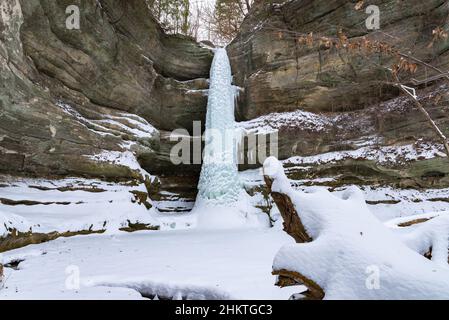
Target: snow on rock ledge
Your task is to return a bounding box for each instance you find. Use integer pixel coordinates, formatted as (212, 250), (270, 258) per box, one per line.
(263, 157), (449, 299)
(0, 176), (160, 248)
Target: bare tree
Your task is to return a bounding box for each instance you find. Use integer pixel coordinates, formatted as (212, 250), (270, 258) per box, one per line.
(147, 0), (190, 35)
(201, 0), (253, 45)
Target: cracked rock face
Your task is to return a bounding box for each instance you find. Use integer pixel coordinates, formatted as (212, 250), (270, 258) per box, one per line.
(230, 0), (449, 187)
(228, 0), (449, 119)
(0, 0), (212, 180)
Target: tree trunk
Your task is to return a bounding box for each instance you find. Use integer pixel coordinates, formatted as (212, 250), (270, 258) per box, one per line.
(273, 269), (325, 300)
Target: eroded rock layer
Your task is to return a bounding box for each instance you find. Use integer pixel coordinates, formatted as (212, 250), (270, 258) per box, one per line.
(0, 0), (212, 180)
(229, 0), (449, 187)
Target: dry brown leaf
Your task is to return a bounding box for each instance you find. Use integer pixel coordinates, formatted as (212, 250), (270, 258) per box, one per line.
(306, 32), (314, 47)
(354, 0), (364, 11)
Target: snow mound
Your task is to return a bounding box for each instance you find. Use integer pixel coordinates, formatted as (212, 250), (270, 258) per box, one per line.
(0, 211), (32, 238)
(194, 191), (270, 229)
(388, 213), (449, 267)
(264, 157), (449, 299)
(87, 279), (232, 300)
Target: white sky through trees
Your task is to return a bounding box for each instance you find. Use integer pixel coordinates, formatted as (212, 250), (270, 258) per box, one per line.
(190, 0), (216, 42)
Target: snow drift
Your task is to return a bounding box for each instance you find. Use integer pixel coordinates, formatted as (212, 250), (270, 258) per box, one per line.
(263, 156), (449, 299)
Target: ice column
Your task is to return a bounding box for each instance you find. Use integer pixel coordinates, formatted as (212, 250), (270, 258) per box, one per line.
(196, 48), (241, 204)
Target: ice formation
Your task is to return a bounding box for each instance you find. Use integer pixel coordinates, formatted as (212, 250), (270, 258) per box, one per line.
(196, 48), (241, 203)
(194, 49), (264, 228)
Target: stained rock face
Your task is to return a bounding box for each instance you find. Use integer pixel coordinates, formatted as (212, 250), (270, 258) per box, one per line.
(228, 0), (449, 118)
(0, 0), (212, 180)
(230, 0), (449, 187)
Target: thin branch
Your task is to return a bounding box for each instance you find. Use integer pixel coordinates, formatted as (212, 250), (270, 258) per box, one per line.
(393, 74), (449, 157)
(398, 53), (449, 82)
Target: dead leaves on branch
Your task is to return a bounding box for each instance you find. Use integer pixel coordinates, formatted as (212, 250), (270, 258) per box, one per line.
(428, 27), (448, 48)
(271, 24), (449, 81)
(337, 28), (349, 46)
(273, 28), (424, 78)
(296, 32), (314, 48)
(285, 31), (397, 56)
(392, 57), (418, 77)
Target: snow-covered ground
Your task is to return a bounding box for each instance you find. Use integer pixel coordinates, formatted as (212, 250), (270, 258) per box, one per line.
(0, 228), (302, 300)
(1, 150), (449, 300)
(0, 176), (159, 237)
(1, 164), (449, 299)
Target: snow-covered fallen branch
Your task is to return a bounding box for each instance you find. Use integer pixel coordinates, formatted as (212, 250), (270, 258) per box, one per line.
(263, 157), (449, 300)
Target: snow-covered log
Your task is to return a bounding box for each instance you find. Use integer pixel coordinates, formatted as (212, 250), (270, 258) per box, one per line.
(263, 157), (449, 300)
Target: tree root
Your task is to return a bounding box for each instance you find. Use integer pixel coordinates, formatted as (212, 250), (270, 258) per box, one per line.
(273, 269), (325, 300)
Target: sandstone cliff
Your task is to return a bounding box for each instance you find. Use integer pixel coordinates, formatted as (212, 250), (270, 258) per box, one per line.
(0, 0), (212, 180)
(229, 0), (449, 187)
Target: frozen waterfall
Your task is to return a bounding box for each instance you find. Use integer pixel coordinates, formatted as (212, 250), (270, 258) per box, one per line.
(197, 48), (241, 203)
(193, 48), (265, 229)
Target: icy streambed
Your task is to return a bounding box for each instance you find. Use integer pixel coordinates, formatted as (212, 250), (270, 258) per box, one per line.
(0, 229), (302, 300)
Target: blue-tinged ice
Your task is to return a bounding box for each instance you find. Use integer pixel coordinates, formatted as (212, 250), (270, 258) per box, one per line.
(197, 48), (241, 203)
(194, 48), (268, 229)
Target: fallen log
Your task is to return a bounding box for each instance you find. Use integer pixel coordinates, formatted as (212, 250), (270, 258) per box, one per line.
(273, 269), (325, 300)
(263, 161), (322, 299)
(263, 176), (312, 243)
(263, 157), (449, 299)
